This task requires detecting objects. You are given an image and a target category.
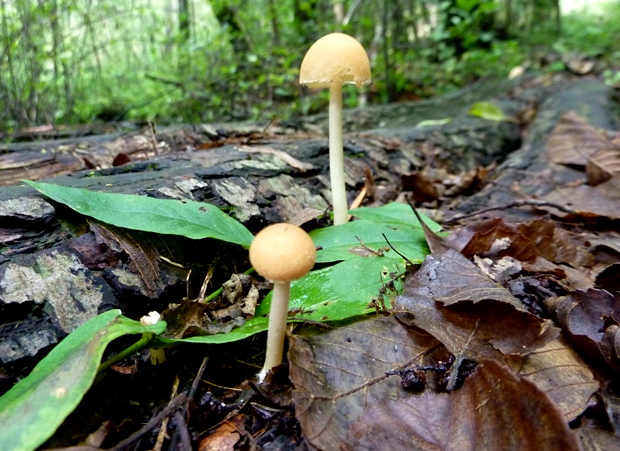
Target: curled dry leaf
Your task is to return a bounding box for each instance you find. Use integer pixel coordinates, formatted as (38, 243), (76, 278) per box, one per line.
(594, 263), (620, 293)
(586, 148), (620, 186)
(393, 249), (558, 360)
(401, 170), (440, 203)
(161, 274), (259, 338)
(343, 360), (581, 451)
(289, 316), (442, 451)
(446, 217), (593, 267)
(510, 335), (598, 422)
(545, 289), (620, 371)
(446, 217), (536, 261)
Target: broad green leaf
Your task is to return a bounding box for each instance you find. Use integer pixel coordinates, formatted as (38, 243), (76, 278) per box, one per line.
(350, 202), (443, 230)
(256, 257), (404, 321)
(468, 101), (517, 123)
(157, 258), (404, 345)
(0, 310), (166, 451)
(310, 221), (429, 263)
(25, 181), (254, 247)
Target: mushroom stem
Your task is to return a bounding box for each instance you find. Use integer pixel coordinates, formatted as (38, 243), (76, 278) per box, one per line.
(329, 82), (347, 226)
(259, 281), (291, 380)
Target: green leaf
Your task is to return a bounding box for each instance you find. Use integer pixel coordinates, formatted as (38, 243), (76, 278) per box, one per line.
(310, 221), (429, 263)
(416, 118), (451, 128)
(257, 257), (404, 321)
(311, 203), (442, 263)
(158, 258), (404, 345)
(468, 101), (517, 123)
(25, 181), (254, 247)
(0, 310), (165, 451)
(350, 202), (443, 230)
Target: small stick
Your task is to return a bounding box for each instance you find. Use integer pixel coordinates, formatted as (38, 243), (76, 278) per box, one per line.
(443, 199), (578, 225)
(107, 393), (187, 451)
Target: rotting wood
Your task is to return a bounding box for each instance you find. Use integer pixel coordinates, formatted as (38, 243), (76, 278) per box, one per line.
(0, 75), (601, 365)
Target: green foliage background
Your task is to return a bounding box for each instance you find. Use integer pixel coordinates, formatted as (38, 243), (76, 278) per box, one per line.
(1, 0), (619, 131)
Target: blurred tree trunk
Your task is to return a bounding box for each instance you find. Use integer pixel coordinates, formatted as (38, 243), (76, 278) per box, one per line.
(293, 0), (319, 44)
(266, 0), (281, 47)
(48, 0), (73, 122)
(382, 0), (395, 103)
(211, 3), (250, 54)
(178, 0), (190, 44)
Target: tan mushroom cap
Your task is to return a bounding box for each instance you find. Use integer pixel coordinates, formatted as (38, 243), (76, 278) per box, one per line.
(250, 223), (316, 282)
(299, 33), (371, 88)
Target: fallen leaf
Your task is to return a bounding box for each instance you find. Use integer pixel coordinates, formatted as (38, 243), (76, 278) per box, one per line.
(91, 222), (160, 294)
(446, 217), (536, 261)
(543, 176), (620, 219)
(545, 289), (620, 371)
(198, 421), (240, 451)
(289, 316), (442, 451)
(394, 249), (558, 360)
(594, 263), (620, 293)
(401, 171), (440, 203)
(344, 360), (580, 451)
(510, 335), (599, 421)
(469, 101), (517, 122)
(586, 148), (620, 186)
(547, 112), (615, 166)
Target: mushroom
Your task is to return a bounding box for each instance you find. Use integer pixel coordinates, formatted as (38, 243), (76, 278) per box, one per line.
(249, 223), (316, 381)
(299, 32), (371, 225)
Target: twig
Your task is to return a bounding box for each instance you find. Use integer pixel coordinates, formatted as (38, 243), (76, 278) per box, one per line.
(382, 233), (413, 266)
(173, 412), (192, 451)
(167, 356), (209, 451)
(106, 393), (187, 451)
(153, 375), (180, 451)
(442, 199), (578, 225)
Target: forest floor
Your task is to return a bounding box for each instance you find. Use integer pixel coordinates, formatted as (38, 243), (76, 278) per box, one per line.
(1, 71), (620, 451)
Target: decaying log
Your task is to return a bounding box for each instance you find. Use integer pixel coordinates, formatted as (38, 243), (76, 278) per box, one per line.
(450, 79), (620, 221)
(0, 75), (611, 364)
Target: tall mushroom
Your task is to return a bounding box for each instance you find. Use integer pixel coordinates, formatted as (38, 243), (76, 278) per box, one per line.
(249, 223), (316, 381)
(299, 32), (371, 225)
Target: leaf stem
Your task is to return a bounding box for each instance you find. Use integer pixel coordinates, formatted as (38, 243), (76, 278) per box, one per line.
(201, 266), (255, 303)
(98, 333), (153, 373)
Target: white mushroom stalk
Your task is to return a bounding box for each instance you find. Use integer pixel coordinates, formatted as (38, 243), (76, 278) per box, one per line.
(299, 33), (371, 226)
(249, 223), (316, 382)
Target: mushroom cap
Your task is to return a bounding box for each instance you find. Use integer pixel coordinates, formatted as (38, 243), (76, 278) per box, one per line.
(299, 33), (371, 88)
(250, 223), (316, 282)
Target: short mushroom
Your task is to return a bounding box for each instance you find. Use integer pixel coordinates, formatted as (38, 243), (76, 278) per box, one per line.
(250, 223), (316, 381)
(299, 32), (371, 225)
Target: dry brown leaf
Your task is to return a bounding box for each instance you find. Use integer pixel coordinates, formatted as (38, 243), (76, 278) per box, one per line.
(344, 360), (580, 451)
(450, 217), (536, 261)
(198, 421), (240, 451)
(586, 148), (620, 186)
(91, 222), (160, 293)
(594, 263), (620, 292)
(510, 335), (598, 421)
(401, 170), (440, 203)
(518, 219), (594, 268)
(394, 249), (558, 360)
(289, 316), (442, 451)
(522, 257), (595, 291)
(576, 423), (620, 451)
(548, 112), (614, 166)
(543, 176), (620, 219)
(446, 218), (593, 267)
(545, 289), (620, 371)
